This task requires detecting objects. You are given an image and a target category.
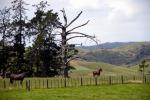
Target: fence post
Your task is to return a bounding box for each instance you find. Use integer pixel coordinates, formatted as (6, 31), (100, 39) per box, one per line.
(35, 80), (36, 89)
(26, 80), (27, 90)
(109, 76), (112, 85)
(39, 80), (40, 88)
(4, 80), (6, 89)
(64, 78), (66, 87)
(80, 77), (83, 86)
(43, 79), (44, 88)
(47, 79), (49, 88)
(133, 75), (135, 80)
(26, 80), (28, 91)
(61, 79), (63, 87)
(29, 80), (31, 91)
(144, 75), (146, 84)
(51, 80), (52, 88)
(26, 80), (30, 91)
(121, 75), (124, 84)
(90, 77), (92, 85)
(95, 77), (97, 86)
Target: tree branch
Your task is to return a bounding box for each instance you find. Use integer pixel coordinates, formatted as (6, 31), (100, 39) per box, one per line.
(67, 20), (89, 32)
(61, 8), (67, 27)
(67, 34), (98, 44)
(66, 11), (82, 28)
(65, 56), (79, 65)
(67, 35), (94, 41)
(67, 32), (91, 36)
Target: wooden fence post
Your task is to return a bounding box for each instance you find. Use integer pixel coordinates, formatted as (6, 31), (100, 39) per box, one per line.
(26, 80), (27, 90)
(47, 79), (49, 88)
(61, 79), (63, 87)
(4, 80), (6, 89)
(39, 80), (40, 88)
(133, 75), (135, 80)
(43, 79), (44, 88)
(95, 77), (97, 86)
(90, 77), (92, 85)
(80, 77), (83, 86)
(29, 80), (31, 91)
(50, 80), (52, 88)
(64, 78), (66, 87)
(144, 75), (146, 84)
(121, 75), (124, 84)
(35, 80), (36, 89)
(109, 76), (112, 85)
(26, 80), (30, 91)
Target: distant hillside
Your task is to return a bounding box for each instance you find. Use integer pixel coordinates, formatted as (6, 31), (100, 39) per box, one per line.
(77, 41), (150, 65)
(78, 42), (141, 50)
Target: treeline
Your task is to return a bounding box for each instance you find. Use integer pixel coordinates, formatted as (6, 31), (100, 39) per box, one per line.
(0, 0), (96, 78)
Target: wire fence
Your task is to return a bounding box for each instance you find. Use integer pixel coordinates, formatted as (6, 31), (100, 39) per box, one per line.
(0, 75), (150, 90)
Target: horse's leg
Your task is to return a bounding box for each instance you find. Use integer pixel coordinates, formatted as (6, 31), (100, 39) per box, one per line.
(93, 73), (95, 77)
(20, 78), (24, 88)
(20, 80), (22, 88)
(9, 78), (13, 89)
(10, 78), (13, 84)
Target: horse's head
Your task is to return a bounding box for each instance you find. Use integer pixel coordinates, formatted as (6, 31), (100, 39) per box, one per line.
(28, 70), (33, 75)
(98, 68), (102, 72)
(25, 70), (33, 77)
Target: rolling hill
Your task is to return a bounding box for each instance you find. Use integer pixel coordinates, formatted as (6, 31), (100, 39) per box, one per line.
(77, 41), (150, 65)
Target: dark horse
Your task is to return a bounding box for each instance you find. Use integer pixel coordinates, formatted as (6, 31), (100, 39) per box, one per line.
(93, 68), (102, 77)
(10, 71), (32, 85)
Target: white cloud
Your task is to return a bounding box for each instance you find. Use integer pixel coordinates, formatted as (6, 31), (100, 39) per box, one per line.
(68, 0), (100, 10)
(106, 0), (138, 20)
(0, 0), (149, 44)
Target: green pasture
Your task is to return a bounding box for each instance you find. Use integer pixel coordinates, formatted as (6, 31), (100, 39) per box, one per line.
(70, 60), (140, 77)
(0, 84), (150, 100)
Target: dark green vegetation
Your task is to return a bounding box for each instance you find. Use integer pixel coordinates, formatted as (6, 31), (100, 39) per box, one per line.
(78, 41), (150, 65)
(0, 84), (150, 100)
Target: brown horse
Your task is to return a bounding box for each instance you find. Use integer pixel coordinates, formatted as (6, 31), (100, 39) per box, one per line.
(93, 68), (102, 77)
(10, 71), (32, 85)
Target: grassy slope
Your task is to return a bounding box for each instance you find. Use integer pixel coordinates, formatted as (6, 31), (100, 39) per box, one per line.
(111, 42), (150, 62)
(129, 61), (150, 74)
(0, 84), (150, 100)
(70, 60), (138, 77)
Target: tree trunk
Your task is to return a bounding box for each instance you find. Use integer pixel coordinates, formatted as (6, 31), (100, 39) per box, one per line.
(61, 27), (69, 78)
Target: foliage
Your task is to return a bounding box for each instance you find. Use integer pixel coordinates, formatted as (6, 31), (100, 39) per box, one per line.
(139, 60), (149, 77)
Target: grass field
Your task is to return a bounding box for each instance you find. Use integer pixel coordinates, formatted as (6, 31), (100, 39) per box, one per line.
(70, 60), (139, 77)
(0, 84), (150, 100)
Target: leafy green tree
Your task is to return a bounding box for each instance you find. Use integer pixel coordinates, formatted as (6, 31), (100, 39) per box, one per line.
(139, 60), (149, 77)
(27, 1), (61, 76)
(10, 0), (29, 72)
(0, 7), (11, 78)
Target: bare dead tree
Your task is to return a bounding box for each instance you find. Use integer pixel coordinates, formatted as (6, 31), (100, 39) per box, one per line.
(57, 9), (98, 78)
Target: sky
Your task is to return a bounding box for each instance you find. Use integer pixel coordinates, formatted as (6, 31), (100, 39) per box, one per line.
(0, 0), (150, 45)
